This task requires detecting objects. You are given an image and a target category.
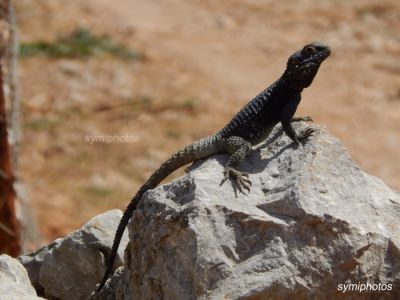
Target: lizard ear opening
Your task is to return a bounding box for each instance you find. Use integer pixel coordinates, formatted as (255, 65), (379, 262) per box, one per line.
(287, 52), (300, 68)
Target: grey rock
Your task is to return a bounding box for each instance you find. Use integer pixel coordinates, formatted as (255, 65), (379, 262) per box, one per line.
(18, 239), (61, 295)
(112, 123), (399, 299)
(90, 267), (129, 300)
(0, 254), (44, 300)
(38, 209), (128, 300)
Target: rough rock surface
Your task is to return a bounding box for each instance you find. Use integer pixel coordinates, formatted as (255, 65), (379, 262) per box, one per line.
(103, 123), (400, 300)
(18, 240), (60, 295)
(0, 254), (44, 300)
(92, 266), (129, 300)
(19, 209), (129, 300)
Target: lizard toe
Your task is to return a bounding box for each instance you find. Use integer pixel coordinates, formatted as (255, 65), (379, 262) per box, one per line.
(301, 116), (313, 123)
(298, 126), (320, 141)
(221, 167), (251, 195)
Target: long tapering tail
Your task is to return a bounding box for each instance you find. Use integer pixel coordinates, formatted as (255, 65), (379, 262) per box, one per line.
(92, 134), (223, 295)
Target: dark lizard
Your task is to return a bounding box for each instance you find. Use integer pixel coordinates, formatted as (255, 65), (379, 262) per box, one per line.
(92, 42), (331, 295)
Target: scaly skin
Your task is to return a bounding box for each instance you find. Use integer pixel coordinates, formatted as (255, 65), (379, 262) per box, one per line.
(91, 42), (331, 295)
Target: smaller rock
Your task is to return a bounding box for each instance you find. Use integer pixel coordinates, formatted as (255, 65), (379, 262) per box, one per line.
(0, 254), (44, 300)
(19, 209), (128, 300)
(18, 239), (61, 295)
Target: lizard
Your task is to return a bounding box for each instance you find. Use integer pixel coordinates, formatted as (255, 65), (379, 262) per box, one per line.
(92, 42), (331, 295)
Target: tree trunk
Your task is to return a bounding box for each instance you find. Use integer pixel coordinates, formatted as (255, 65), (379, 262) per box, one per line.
(0, 0), (20, 256)
(0, 64), (20, 256)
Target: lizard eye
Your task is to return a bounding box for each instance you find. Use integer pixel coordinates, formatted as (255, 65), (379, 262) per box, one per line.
(304, 45), (316, 54)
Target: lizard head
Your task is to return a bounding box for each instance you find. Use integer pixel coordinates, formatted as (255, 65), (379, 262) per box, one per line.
(285, 42), (331, 89)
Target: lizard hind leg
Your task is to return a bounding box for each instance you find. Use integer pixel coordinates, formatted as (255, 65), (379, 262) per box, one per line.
(219, 136), (252, 195)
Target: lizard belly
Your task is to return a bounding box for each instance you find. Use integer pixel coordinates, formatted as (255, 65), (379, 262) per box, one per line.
(248, 124), (275, 145)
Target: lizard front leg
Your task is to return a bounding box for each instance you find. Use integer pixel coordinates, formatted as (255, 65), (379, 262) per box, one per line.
(219, 136), (252, 195)
(281, 102), (317, 145)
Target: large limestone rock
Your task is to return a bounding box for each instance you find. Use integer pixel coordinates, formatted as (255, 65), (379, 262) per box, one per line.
(19, 209), (129, 300)
(109, 123), (399, 299)
(0, 254), (44, 300)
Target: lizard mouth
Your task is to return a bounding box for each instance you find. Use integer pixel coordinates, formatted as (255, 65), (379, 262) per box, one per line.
(303, 47), (331, 65)
(319, 48), (331, 60)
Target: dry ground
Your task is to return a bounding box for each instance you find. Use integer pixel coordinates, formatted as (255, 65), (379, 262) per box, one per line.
(14, 0), (400, 245)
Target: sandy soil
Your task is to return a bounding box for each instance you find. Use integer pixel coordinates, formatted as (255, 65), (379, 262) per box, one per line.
(14, 0), (400, 245)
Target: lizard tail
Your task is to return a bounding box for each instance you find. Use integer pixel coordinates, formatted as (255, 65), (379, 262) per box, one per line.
(93, 134), (222, 294)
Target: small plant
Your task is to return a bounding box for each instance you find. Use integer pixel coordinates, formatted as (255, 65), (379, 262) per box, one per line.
(20, 28), (141, 60)
(25, 118), (55, 131)
(166, 129), (181, 140)
(81, 186), (114, 197)
(179, 97), (197, 111)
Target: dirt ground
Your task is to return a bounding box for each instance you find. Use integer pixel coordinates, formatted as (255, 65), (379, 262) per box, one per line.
(14, 0), (400, 245)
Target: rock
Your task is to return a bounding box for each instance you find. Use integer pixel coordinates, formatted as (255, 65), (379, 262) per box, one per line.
(108, 123), (399, 299)
(18, 240), (61, 296)
(22, 209), (128, 300)
(0, 254), (44, 300)
(90, 266), (128, 300)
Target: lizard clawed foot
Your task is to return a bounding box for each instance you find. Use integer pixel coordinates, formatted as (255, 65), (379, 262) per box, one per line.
(292, 116), (313, 123)
(292, 126), (320, 146)
(220, 167), (252, 195)
(297, 125), (320, 143)
(299, 116), (313, 123)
